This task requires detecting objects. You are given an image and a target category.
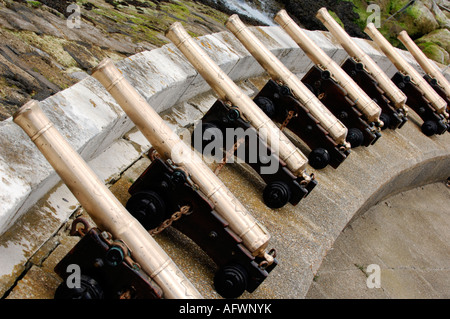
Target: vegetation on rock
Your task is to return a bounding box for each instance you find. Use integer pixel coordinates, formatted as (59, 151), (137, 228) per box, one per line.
(0, 0), (448, 120)
(0, 0), (229, 120)
(278, 0), (450, 64)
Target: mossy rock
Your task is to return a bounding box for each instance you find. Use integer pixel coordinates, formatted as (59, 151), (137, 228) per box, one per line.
(0, 0), (230, 120)
(417, 41), (449, 64)
(416, 28), (450, 53)
(393, 0), (439, 38)
(25, 1), (43, 9)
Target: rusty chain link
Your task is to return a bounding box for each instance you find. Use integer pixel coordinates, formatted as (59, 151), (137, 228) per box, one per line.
(214, 137), (245, 176)
(279, 110), (296, 131)
(149, 205), (191, 236)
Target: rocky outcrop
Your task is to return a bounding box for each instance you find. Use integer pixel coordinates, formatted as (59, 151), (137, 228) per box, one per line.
(352, 0), (450, 63)
(275, 0), (450, 64)
(277, 0), (366, 38)
(1, 0), (450, 121)
(0, 0), (229, 120)
(416, 28), (450, 64)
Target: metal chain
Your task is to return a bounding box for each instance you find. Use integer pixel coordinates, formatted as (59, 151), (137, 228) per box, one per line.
(279, 110), (296, 131)
(149, 205), (191, 236)
(148, 147), (160, 161)
(214, 137), (245, 175)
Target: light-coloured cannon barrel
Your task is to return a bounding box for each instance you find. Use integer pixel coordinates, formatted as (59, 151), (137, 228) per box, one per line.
(365, 23), (449, 118)
(274, 10), (383, 126)
(165, 22), (310, 178)
(316, 7), (407, 110)
(13, 100), (202, 299)
(225, 14), (350, 149)
(398, 30), (450, 99)
(91, 58), (273, 261)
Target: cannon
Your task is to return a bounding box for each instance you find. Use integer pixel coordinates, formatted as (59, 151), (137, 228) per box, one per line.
(316, 8), (408, 131)
(275, 10), (384, 148)
(225, 14), (351, 170)
(365, 23), (449, 136)
(398, 30), (450, 115)
(13, 100), (201, 299)
(165, 22), (317, 208)
(91, 58), (278, 298)
(53, 218), (163, 299)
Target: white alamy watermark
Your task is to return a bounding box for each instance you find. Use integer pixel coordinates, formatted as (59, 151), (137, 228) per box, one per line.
(66, 4), (81, 29)
(65, 264), (81, 289)
(174, 122), (281, 175)
(366, 264), (381, 288)
(366, 4), (381, 28)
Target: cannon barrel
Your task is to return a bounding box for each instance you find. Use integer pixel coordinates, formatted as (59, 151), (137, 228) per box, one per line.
(165, 22), (310, 178)
(225, 14), (350, 149)
(398, 30), (450, 100)
(91, 58), (273, 261)
(274, 10), (383, 126)
(365, 23), (449, 118)
(316, 8), (407, 111)
(13, 100), (202, 299)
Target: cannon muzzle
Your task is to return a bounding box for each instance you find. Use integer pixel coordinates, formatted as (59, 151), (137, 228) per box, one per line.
(398, 30), (450, 100)
(225, 14), (349, 149)
(91, 58), (273, 260)
(365, 23), (449, 119)
(316, 7), (407, 111)
(165, 22), (310, 178)
(13, 100), (202, 299)
(274, 10), (383, 126)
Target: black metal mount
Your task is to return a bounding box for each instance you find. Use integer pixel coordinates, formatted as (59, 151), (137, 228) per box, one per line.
(301, 65), (382, 148)
(341, 58), (408, 130)
(423, 74), (450, 131)
(424, 74), (450, 106)
(126, 155), (277, 298)
(53, 218), (163, 299)
(252, 79), (350, 170)
(391, 72), (449, 136)
(191, 99), (317, 209)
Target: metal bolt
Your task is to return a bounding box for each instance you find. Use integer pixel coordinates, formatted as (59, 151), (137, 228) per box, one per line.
(93, 258), (104, 268)
(209, 231), (218, 239)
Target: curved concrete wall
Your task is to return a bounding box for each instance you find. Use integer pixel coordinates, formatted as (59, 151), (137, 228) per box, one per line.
(0, 26), (449, 297)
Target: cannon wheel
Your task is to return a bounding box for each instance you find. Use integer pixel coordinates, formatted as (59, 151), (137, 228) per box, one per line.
(54, 274), (104, 299)
(346, 128), (364, 148)
(263, 181), (292, 209)
(308, 148), (331, 169)
(253, 96), (276, 118)
(126, 190), (166, 230)
(214, 263), (249, 299)
(421, 120), (438, 136)
(380, 113), (391, 131)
